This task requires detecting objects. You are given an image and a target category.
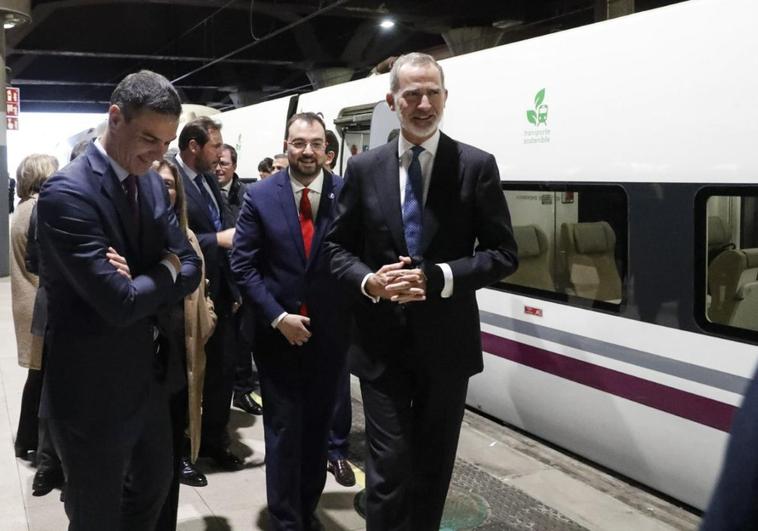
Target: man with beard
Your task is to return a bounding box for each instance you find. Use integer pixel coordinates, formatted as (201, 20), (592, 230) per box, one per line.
(231, 112), (348, 531)
(325, 53), (518, 530)
(174, 118), (243, 486)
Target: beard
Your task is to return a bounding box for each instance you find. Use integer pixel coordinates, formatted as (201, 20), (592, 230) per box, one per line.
(396, 108), (442, 142)
(290, 155), (321, 181)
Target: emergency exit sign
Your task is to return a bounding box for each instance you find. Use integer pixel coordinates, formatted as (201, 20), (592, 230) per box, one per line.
(6, 87), (19, 130)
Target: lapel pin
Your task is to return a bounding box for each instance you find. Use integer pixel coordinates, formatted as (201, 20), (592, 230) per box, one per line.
(329, 192), (335, 199)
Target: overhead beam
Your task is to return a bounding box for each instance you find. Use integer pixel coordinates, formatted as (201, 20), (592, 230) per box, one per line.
(8, 48), (295, 66)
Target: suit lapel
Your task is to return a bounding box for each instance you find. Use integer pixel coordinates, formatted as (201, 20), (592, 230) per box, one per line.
(98, 157), (140, 254)
(307, 173), (335, 270)
(420, 132), (460, 256)
(137, 173), (159, 262)
(175, 156), (212, 230)
(372, 141), (407, 255)
(276, 172), (306, 264)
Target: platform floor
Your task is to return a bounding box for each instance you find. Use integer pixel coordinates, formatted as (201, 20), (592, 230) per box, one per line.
(0, 277), (701, 530)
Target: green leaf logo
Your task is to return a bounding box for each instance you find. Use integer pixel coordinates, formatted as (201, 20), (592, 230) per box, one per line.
(534, 89), (545, 107)
(526, 89), (548, 126)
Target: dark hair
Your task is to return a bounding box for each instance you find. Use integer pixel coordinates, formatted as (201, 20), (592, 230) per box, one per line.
(258, 157), (273, 173)
(325, 129), (339, 170)
(285, 112), (326, 139)
(178, 116), (222, 151)
(221, 143), (237, 165)
(110, 70), (182, 121)
(154, 158), (187, 233)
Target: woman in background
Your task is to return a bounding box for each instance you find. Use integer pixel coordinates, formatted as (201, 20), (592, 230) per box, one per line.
(11, 153), (64, 496)
(154, 158), (216, 531)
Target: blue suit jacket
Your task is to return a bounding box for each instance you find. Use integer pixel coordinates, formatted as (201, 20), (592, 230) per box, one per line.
(37, 143), (201, 422)
(230, 170), (348, 357)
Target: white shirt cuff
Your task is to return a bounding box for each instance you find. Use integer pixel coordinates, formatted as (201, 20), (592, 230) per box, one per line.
(361, 273), (380, 303)
(438, 263), (453, 298)
(272, 312), (287, 328)
(159, 259), (178, 283)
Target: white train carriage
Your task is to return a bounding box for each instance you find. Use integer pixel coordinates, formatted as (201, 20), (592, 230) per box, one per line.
(218, 0), (758, 510)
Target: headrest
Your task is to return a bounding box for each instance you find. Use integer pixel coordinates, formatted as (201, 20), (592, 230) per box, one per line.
(514, 225), (543, 258)
(744, 249), (758, 268)
(708, 217), (729, 246)
(736, 280), (758, 300)
(573, 222), (615, 254)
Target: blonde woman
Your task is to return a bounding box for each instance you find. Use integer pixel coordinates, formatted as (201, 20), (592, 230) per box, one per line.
(11, 153), (64, 496)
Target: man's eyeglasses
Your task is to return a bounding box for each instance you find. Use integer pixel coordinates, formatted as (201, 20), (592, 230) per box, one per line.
(214, 160), (233, 168)
(287, 140), (326, 152)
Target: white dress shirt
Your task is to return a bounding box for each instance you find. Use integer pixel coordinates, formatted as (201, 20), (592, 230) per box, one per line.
(177, 154), (221, 214)
(360, 129), (454, 301)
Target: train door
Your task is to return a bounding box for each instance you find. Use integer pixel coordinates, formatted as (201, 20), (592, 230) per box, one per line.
(332, 101), (399, 174)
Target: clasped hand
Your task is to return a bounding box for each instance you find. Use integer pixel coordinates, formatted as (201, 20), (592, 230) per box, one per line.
(367, 256), (426, 304)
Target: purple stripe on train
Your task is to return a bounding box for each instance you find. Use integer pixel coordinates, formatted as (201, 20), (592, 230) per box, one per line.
(481, 332), (736, 432)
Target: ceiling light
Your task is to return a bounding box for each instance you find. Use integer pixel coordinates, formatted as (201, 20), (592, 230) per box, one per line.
(379, 18), (395, 30)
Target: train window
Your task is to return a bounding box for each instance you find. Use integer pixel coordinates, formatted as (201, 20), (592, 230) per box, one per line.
(497, 184), (628, 310)
(700, 192), (758, 335)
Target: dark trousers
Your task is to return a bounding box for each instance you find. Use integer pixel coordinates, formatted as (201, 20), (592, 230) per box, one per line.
(327, 365), (352, 461)
(49, 378), (172, 531)
(201, 308), (237, 451)
(16, 368), (42, 453)
(701, 367), (758, 531)
(155, 386), (189, 531)
(256, 340), (343, 531)
(233, 307), (260, 396)
(17, 366), (62, 473)
(360, 367), (469, 531)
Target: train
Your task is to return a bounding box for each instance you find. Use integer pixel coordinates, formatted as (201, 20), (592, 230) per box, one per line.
(64, 0), (758, 511)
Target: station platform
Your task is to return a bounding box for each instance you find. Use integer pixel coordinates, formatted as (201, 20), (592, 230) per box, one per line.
(0, 277), (701, 530)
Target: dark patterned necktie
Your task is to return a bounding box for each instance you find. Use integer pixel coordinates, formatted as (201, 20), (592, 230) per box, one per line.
(123, 174), (139, 232)
(194, 173), (222, 231)
(402, 146), (424, 258)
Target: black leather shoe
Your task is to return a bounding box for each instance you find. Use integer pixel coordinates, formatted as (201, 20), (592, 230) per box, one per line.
(233, 392), (263, 415)
(201, 447), (244, 470)
(32, 467), (64, 497)
(328, 458), (356, 487)
(179, 457), (207, 487)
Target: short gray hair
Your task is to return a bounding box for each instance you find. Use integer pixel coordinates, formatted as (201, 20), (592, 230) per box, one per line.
(389, 52), (445, 94)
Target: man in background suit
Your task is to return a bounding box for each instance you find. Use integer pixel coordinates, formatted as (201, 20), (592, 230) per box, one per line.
(215, 143), (263, 416)
(325, 53), (518, 530)
(37, 70), (201, 531)
(174, 118), (243, 484)
(231, 112), (348, 531)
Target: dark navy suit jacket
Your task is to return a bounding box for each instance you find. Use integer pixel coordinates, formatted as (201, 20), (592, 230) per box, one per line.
(230, 169), (348, 357)
(37, 143), (201, 422)
(325, 132), (518, 381)
(174, 156), (239, 305)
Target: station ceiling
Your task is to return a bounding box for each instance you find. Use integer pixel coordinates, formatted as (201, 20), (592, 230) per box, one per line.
(6, 0), (684, 113)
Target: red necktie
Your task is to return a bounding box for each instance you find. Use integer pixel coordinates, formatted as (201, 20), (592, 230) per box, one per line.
(299, 188), (314, 317)
(299, 188), (314, 258)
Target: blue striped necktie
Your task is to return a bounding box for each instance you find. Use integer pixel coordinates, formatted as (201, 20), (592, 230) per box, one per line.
(194, 173), (222, 231)
(402, 145), (424, 259)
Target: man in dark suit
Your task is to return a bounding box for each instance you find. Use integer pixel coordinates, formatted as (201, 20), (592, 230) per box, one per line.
(701, 369), (758, 530)
(325, 53), (518, 531)
(231, 112), (348, 531)
(37, 70), (202, 531)
(174, 118), (244, 483)
(215, 143), (263, 416)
